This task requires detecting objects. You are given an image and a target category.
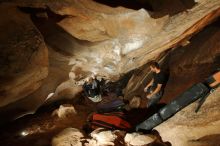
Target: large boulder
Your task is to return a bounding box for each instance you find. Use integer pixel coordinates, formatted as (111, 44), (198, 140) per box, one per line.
(87, 128), (119, 146)
(52, 104), (77, 118)
(124, 132), (156, 146)
(52, 128), (84, 146)
(85, 128), (168, 146)
(155, 87), (220, 146)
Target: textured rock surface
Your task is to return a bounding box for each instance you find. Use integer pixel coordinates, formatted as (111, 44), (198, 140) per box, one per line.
(59, 0), (220, 81)
(47, 79), (83, 102)
(52, 128), (168, 146)
(122, 13), (220, 146)
(0, 0), (220, 145)
(124, 132), (156, 146)
(11, 0), (220, 81)
(52, 104), (77, 118)
(52, 128), (84, 146)
(0, 0), (219, 115)
(0, 103), (91, 146)
(155, 87), (220, 146)
(87, 128), (118, 146)
(0, 4), (80, 122)
(0, 46), (76, 123)
(0, 4), (48, 107)
(124, 19), (220, 101)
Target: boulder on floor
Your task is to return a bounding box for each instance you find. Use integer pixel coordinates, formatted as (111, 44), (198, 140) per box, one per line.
(52, 104), (77, 118)
(124, 132), (156, 146)
(52, 128), (84, 146)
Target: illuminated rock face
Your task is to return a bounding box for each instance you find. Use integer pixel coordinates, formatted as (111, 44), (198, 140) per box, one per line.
(1, 1), (220, 146)
(1, 0), (220, 124)
(88, 128), (118, 146)
(51, 104), (77, 118)
(52, 128), (84, 146)
(49, 0), (220, 81)
(14, 0), (220, 81)
(124, 19), (220, 101)
(52, 128), (168, 146)
(124, 132), (156, 146)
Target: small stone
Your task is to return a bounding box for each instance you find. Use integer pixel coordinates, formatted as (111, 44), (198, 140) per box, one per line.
(124, 133), (156, 146)
(88, 128), (117, 146)
(52, 104), (77, 118)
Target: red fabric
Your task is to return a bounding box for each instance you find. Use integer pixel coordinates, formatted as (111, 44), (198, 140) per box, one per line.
(91, 112), (131, 130)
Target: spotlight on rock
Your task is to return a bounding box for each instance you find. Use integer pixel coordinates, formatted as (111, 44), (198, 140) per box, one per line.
(20, 131), (29, 136)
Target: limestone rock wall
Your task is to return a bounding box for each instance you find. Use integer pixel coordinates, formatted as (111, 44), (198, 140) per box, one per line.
(12, 0), (220, 81)
(0, 4), (48, 107)
(0, 4), (81, 123)
(124, 19), (220, 101)
(57, 0), (220, 81)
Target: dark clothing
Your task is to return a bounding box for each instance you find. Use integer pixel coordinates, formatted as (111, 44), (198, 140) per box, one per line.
(146, 71), (168, 108)
(125, 104), (166, 129)
(152, 71), (169, 91)
(83, 79), (101, 97)
(147, 90), (163, 107)
(203, 76), (215, 89)
(125, 108), (150, 126)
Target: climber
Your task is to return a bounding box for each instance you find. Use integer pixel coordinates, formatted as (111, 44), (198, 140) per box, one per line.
(205, 70), (220, 88)
(195, 69), (220, 112)
(83, 76), (102, 102)
(144, 61), (169, 108)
